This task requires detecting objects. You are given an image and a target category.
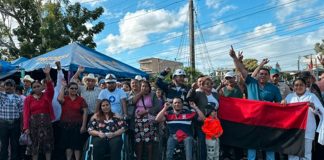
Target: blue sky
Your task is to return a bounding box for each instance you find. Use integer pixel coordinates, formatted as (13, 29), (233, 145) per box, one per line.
(73, 0), (324, 73)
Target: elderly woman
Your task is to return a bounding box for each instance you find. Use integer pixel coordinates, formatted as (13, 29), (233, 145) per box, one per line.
(88, 99), (126, 160)
(23, 65), (55, 160)
(282, 78), (323, 160)
(58, 81), (88, 160)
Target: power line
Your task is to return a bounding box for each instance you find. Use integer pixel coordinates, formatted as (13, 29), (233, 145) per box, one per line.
(119, 22), (324, 66)
(207, 23), (324, 60)
(140, 13), (321, 63)
(106, 0), (306, 54)
(175, 15), (323, 60)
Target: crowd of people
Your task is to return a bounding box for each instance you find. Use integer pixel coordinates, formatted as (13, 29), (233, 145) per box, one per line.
(1, 46), (324, 160)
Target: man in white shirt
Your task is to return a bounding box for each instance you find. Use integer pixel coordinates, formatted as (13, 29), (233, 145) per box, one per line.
(97, 74), (127, 117)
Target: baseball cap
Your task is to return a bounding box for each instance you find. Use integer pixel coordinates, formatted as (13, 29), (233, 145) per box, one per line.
(105, 74), (117, 83)
(172, 69), (186, 77)
(224, 71), (235, 78)
(270, 68), (280, 75)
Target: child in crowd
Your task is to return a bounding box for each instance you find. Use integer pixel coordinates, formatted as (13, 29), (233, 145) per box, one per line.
(202, 108), (223, 160)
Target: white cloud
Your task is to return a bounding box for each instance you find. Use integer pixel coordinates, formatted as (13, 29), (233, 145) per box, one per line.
(162, 32), (183, 44)
(205, 0), (222, 9)
(275, 0), (317, 23)
(248, 23), (276, 38)
(204, 21), (234, 37)
(137, 0), (154, 8)
(102, 7), (123, 20)
(216, 5), (238, 16)
(207, 27), (324, 72)
(100, 5), (188, 54)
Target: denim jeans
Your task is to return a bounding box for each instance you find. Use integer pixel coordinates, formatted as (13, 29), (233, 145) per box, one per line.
(197, 127), (207, 160)
(0, 119), (21, 160)
(166, 135), (193, 160)
(248, 149), (275, 160)
(288, 138), (312, 160)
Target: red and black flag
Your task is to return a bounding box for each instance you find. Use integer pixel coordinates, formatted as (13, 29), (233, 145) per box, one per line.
(218, 96), (309, 156)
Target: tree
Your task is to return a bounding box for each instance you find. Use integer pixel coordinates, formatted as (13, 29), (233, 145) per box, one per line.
(0, 0), (105, 59)
(315, 39), (324, 55)
(243, 58), (258, 72)
(63, 2), (104, 49)
(184, 67), (203, 84)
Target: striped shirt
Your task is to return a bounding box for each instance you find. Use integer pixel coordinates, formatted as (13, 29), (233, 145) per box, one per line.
(0, 92), (23, 120)
(165, 108), (197, 136)
(79, 86), (101, 114)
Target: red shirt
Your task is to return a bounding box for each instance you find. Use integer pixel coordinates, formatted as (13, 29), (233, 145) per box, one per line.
(23, 81), (55, 130)
(202, 117), (223, 140)
(60, 96), (87, 123)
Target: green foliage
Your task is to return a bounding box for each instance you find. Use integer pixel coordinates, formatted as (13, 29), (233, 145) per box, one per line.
(184, 67), (203, 84)
(0, 0), (105, 59)
(63, 2), (104, 48)
(243, 58), (258, 72)
(281, 72), (293, 82)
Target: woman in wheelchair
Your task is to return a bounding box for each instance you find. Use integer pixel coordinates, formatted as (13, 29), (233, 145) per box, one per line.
(87, 99), (126, 160)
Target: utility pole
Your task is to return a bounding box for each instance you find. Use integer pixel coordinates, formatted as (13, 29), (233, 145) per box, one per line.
(189, 0), (195, 81)
(297, 56), (300, 71)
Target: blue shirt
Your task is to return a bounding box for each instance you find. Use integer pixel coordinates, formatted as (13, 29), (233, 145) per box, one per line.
(245, 76), (282, 102)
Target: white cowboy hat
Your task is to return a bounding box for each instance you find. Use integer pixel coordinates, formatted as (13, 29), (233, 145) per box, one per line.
(82, 73), (98, 84)
(22, 75), (34, 83)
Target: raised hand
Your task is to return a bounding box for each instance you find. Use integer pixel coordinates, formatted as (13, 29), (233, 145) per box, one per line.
(229, 45), (237, 58)
(317, 55), (324, 67)
(189, 101), (198, 109)
(260, 58), (269, 66)
(238, 51), (244, 62)
(55, 61), (61, 70)
(43, 64), (51, 75)
(78, 66), (85, 72)
(61, 79), (67, 87)
(220, 79), (228, 87)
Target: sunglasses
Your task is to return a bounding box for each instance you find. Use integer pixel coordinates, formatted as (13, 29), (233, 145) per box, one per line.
(225, 77), (233, 80)
(69, 87), (78, 90)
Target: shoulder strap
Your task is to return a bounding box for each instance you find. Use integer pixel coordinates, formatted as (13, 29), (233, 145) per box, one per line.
(141, 96), (147, 110)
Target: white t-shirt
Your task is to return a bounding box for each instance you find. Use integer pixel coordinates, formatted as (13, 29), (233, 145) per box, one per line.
(207, 94), (219, 110)
(98, 88), (127, 116)
(285, 91), (323, 140)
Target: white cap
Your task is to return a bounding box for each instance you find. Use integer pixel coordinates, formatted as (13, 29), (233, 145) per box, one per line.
(105, 74), (117, 83)
(172, 69), (186, 77)
(134, 75), (143, 81)
(224, 71), (235, 78)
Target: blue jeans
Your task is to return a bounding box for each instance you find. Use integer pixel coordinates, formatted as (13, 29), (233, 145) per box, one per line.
(166, 135), (193, 160)
(248, 149), (275, 160)
(197, 127), (207, 160)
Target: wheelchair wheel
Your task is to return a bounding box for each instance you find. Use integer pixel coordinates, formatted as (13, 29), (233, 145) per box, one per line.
(82, 136), (94, 160)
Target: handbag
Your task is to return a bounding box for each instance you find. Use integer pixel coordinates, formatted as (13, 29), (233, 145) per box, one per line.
(19, 133), (32, 146)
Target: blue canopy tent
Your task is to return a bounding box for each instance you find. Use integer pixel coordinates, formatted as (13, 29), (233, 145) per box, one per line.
(0, 59), (17, 79)
(20, 43), (148, 79)
(11, 57), (29, 66)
